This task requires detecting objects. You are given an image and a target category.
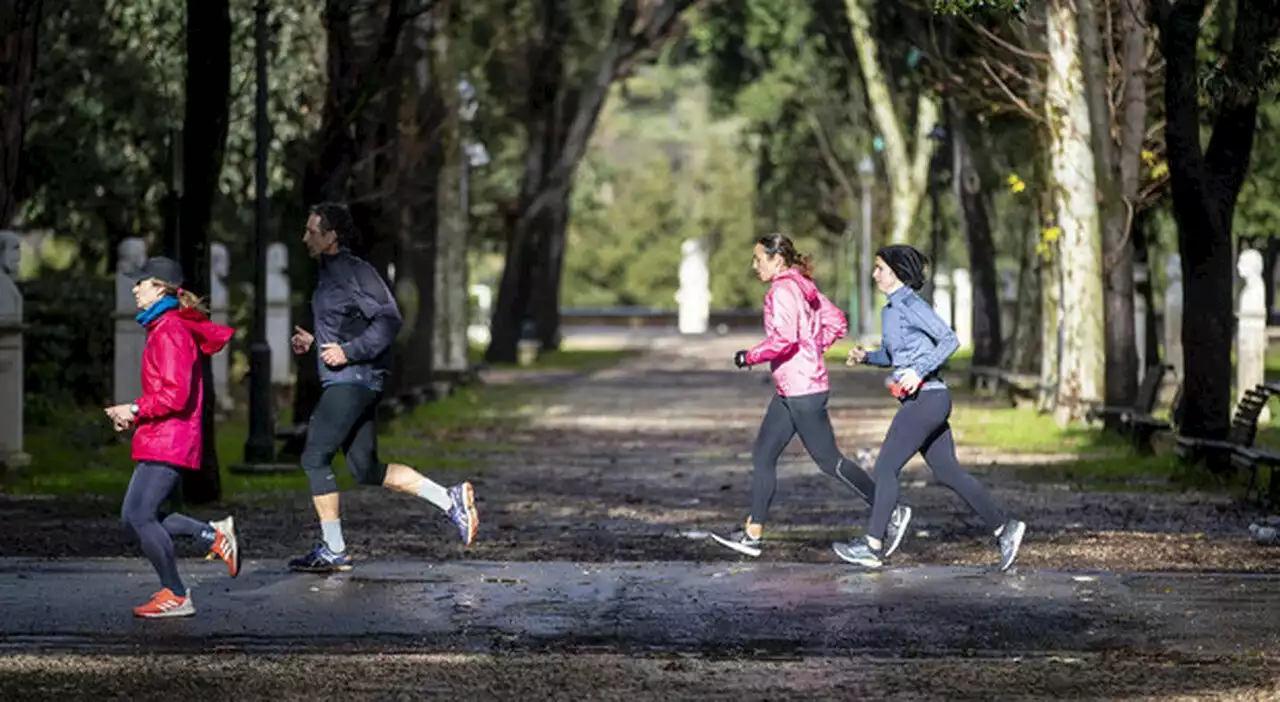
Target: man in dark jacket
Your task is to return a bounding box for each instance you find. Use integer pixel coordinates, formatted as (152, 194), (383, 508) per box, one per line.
(287, 202), (479, 573)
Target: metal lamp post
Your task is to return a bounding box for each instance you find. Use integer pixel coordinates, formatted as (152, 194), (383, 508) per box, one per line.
(857, 155), (875, 340)
(234, 0), (289, 473)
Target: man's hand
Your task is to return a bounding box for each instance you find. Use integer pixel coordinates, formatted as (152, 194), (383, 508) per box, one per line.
(291, 326), (314, 355)
(733, 350), (750, 369)
(846, 345), (867, 366)
(320, 343), (349, 368)
(104, 404), (135, 432)
(896, 368), (923, 395)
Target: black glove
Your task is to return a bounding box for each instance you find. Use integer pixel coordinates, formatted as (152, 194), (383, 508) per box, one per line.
(734, 350), (749, 369)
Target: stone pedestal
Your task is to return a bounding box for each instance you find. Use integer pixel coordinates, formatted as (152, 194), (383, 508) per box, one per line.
(114, 238), (147, 404)
(210, 242), (234, 411)
(0, 231), (29, 470)
(265, 242), (292, 385)
(953, 268), (973, 349)
(1164, 254), (1184, 381)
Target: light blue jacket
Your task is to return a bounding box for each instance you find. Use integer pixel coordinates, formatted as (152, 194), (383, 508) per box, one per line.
(862, 285), (959, 390)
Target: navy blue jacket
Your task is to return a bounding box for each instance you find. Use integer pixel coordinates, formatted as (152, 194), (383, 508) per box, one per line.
(312, 249), (403, 392)
(862, 285), (959, 391)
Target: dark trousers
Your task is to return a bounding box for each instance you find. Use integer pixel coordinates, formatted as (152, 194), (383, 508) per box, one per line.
(750, 391), (878, 523)
(301, 383), (389, 496)
(867, 388), (1004, 540)
(121, 462), (209, 595)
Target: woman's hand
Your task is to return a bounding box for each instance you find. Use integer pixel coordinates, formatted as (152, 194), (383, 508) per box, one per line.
(845, 345), (867, 366)
(896, 368), (923, 395)
(104, 404), (135, 432)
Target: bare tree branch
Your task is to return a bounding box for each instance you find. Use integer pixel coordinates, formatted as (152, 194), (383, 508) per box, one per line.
(980, 57), (1046, 123)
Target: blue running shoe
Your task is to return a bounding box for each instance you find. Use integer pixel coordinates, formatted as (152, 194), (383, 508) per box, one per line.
(288, 543), (353, 573)
(447, 482), (479, 546)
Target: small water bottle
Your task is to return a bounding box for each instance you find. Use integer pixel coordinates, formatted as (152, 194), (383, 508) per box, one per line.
(886, 369), (915, 399)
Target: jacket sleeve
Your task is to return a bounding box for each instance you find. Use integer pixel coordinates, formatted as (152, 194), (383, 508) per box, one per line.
(341, 262), (404, 363)
(863, 344), (892, 367)
(744, 282), (802, 365)
(135, 328), (197, 420)
(816, 292), (848, 350)
(901, 297), (960, 377)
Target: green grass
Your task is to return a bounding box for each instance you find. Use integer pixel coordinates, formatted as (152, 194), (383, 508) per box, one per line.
(8, 348), (629, 499)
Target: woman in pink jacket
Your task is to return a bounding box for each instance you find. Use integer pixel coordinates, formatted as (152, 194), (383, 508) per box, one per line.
(103, 256), (239, 618)
(710, 234), (912, 557)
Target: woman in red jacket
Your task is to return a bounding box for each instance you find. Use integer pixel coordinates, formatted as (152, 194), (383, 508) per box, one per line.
(103, 256), (238, 618)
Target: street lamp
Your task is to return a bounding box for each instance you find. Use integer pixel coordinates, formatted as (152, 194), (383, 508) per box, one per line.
(858, 155), (875, 340)
(233, 0), (289, 473)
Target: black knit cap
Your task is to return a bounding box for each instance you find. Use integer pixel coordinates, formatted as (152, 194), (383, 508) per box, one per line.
(876, 245), (927, 291)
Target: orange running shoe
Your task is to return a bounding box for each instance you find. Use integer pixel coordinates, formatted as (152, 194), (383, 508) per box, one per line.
(205, 516), (240, 578)
(132, 588), (195, 619)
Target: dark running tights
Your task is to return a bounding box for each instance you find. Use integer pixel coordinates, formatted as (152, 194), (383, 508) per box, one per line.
(121, 462), (209, 597)
(867, 388), (1004, 541)
(750, 392), (878, 524)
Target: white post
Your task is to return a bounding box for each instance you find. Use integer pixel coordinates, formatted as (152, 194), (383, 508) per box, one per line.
(952, 268), (973, 349)
(114, 238), (148, 404)
(265, 242), (292, 385)
(209, 243), (234, 410)
(467, 284), (492, 346)
(1238, 248), (1269, 423)
(1134, 263), (1149, 384)
(676, 238), (710, 335)
(933, 271), (953, 328)
(1164, 254), (1184, 381)
(0, 231), (28, 470)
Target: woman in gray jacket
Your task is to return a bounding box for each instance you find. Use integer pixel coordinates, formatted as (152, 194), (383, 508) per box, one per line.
(834, 245), (1026, 571)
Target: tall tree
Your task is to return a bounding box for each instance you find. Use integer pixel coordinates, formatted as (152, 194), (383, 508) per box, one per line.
(485, 0), (699, 363)
(1079, 0), (1138, 417)
(0, 0), (42, 227)
(844, 0), (939, 246)
(285, 0), (412, 456)
(175, 0), (232, 503)
(1152, 0), (1280, 456)
(1046, 0), (1105, 427)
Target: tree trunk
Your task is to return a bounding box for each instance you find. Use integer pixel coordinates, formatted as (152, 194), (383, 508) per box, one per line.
(950, 103), (1002, 368)
(433, 36), (469, 375)
(1008, 205), (1042, 375)
(1078, 0), (1138, 416)
(486, 0), (697, 363)
(844, 0), (938, 245)
(177, 0), (232, 504)
(1152, 0), (1277, 462)
(533, 194), (571, 350)
(396, 9), (445, 392)
(1046, 0), (1105, 427)
(0, 0), (41, 227)
(286, 0), (409, 452)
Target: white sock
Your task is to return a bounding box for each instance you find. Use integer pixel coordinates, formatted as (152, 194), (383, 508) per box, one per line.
(321, 520), (346, 554)
(416, 478), (453, 512)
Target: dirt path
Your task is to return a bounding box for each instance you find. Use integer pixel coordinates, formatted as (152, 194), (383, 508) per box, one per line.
(3, 333), (1277, 572)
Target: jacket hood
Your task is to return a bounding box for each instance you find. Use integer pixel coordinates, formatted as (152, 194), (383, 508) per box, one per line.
(774, 268), (820, 306)
(174, 308), (234, 355)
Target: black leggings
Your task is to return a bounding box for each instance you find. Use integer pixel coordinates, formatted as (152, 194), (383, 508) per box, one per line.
(302, 383), (389, 495)
(750, 391), (878, 523)
(868, 388), (1004, 540)
(121, 462), (209, 595)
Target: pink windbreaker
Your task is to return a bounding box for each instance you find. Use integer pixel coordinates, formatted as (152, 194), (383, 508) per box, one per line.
(744, 268), (847, 397)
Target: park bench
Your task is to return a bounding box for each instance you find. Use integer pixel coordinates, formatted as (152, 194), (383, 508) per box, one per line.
(970, 365), (1050, 407)
(1084, 364), (1174, 454)
(1174, 383), (1280, 503)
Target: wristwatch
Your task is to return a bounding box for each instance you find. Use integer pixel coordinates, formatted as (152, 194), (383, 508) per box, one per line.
(129, 403), (139, 416)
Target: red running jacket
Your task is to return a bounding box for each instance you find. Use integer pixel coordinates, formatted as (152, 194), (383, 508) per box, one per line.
(132, 308), (234, 470)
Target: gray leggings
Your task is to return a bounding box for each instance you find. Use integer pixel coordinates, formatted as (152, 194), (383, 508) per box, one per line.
(750, 391), (878, 523)
(867, 387), (1004, 540)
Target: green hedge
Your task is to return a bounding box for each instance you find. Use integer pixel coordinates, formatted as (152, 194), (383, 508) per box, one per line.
(20, 277), (114, 424)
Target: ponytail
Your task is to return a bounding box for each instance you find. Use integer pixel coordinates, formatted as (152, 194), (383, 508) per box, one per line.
(757, 232), (814, 278)
(161, 283), (209, 314)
